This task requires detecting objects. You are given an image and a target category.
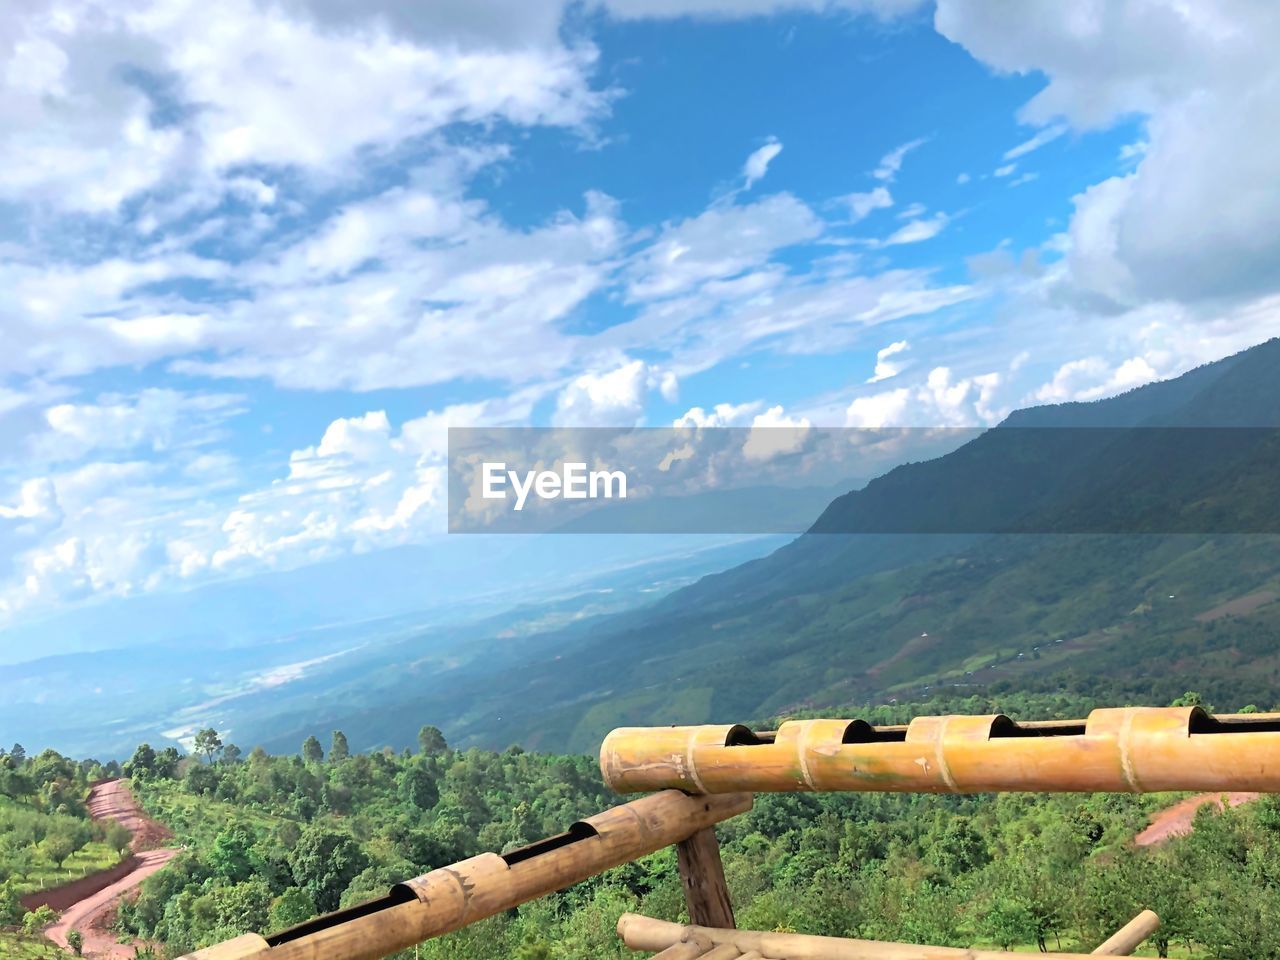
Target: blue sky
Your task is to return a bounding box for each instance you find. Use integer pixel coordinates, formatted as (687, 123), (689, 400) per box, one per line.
(0, 0), (1277, 641)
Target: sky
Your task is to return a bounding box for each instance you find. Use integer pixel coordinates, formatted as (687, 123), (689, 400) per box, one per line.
(1, 0), (1278, 638)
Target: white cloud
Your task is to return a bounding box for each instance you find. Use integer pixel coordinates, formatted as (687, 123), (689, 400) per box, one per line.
(868, 339), (910, 383)
(845, 366), (1004, 427)
(742, 137), (783, 189)
(37, 390), (245, 462)
(994, 162), (1016, 178)
(873, 137), (928, 182)
(845, 387), (911, 427)
(840, 185), (893, 222)
(554, 360), (679, 426)
(597, 0), (928, 21)
(0, 479), (60, 522)
(1034, 354), (1159, 404)
(674, 401), (763, 428)
(936, 0), (1280, 306)
(742, 405), (811, 462)
(625, 193), (822, 301)
(1003, 123), (1067, 161)
(882, 212), (949, 246)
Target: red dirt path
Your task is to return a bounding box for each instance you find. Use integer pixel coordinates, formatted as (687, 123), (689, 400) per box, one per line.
(1134, 791), (1259, 846)
(44, 778), (179, 958)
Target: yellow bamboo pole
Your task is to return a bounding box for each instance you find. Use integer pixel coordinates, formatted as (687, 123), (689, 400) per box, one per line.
(601, 706), (1280, 794)
(617, 914), (1145, 960)
(177, 790), (751, 960)
(1091, 910), (1160, 955)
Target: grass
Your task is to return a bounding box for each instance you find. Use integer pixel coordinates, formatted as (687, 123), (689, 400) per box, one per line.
(0, 929), (66, 958)
(17, 841), (122, 897)
(133, 780), (286, 848)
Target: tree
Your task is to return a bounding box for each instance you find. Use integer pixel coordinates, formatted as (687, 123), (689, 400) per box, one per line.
(154, 747), (181, 779)
(104, 820), (133, 857)
(208, 828), (256, 883)
(397, 761), (439, 810)
(417, 725), (447, 756)
(222, 742), (243, 765)
(9, 743), (25, 766)
(22, 905), (57, 934)
(288, 825), (368, 912)
(269, 887), (317, 930)
(330, 730), (349, 762)
(193, 728), (223, 764)
(301, 736), (324, 764)
(67, 929), (84, 956)
(41, 831), (76, 870)
(124, 743), (157, 780)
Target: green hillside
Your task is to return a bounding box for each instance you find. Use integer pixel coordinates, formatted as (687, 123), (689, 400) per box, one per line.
(274, 338), (1280, 756)
(10, 693), (1280, 959)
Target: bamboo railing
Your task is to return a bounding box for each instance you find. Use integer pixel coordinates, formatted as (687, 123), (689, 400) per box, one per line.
(177, 705), (1250, 960)
(177, 790), (751, 960)
(600, 706), (1280, 794)
(617, 910), (1162, 959)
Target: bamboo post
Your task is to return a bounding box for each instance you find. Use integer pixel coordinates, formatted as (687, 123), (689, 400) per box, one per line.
(179, 791), (752, 960)
(601, 707), (1280, 794)
(1091, 910), (1160, 955)
(616, 914), (1150, 960)
(676, 826), (735, 928)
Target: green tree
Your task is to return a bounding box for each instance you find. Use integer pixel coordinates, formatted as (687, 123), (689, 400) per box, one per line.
(124, 743), (157, 780)
(222, 742), (243, 765)
(417, 725), (448, 756)
(287, 825), (368, 912)
(330, 731), (350, 762)
(301, 736), (324, 764)
(104, 819), (133, 857)
(194, 728), (223, 764)
(269, 887), (317, 930)
(397, 761), (439, 811)
(22, 904), (57, 934)
(67, 929), (84, 956)
(41, 830), (76, 870)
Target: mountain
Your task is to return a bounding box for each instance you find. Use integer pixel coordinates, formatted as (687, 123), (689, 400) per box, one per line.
(283, 338), (1280, 755)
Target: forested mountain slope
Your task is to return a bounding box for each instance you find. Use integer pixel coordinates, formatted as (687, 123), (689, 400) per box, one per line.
(284, 339), (1280, 756)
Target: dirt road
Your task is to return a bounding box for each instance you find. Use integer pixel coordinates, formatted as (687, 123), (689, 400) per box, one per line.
(44, 779), (178, 959)
(1134, 791), (1259, 846)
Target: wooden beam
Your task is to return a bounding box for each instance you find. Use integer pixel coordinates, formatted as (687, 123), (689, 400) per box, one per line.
(616, 914), (1143, 960)
(676, 826), (735, 929)
(1091, 909), (1160, 955)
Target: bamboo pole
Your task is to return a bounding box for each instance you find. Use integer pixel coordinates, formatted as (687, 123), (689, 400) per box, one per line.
(651, 938), (715, 960)
(1091, 910), (1160, 955)
(677, 826), (735, 928)
(616, 914), (1145, 960)
(178, 791), (751, 960)
(177, 935), (270, 959)
(601, 707), (1280, 794)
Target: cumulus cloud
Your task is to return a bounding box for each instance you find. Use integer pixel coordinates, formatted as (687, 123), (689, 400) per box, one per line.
(674, 401), (763, 428)
(936, 0), (1280, 306)
(845, 366), (1003, 427)
(554, 360), (679, 426)
(742, 405), (812, 462)
(868, 340), (910, 383)
(0, 0), (606, 214)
